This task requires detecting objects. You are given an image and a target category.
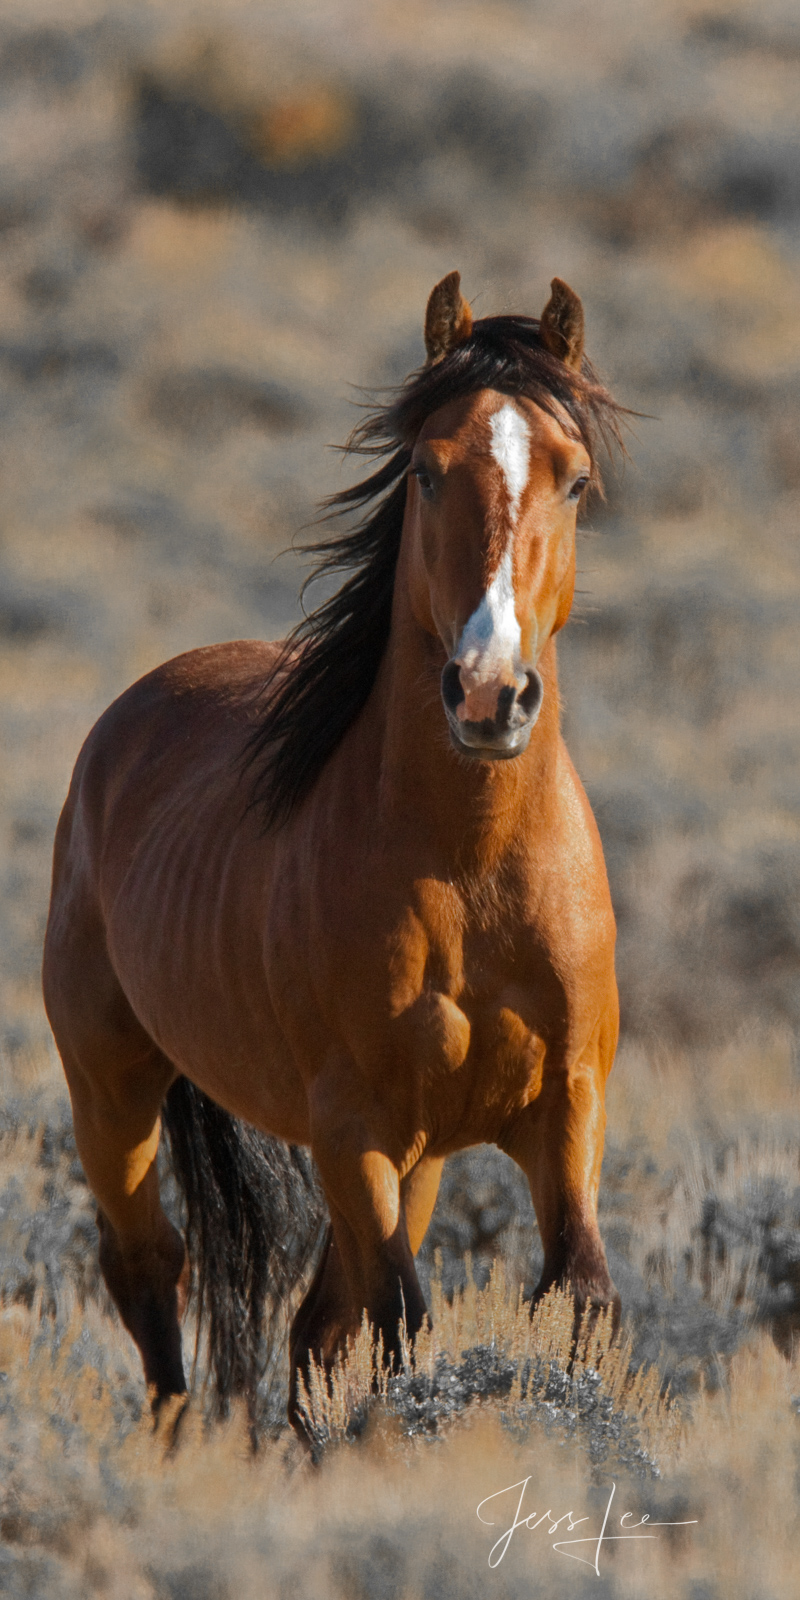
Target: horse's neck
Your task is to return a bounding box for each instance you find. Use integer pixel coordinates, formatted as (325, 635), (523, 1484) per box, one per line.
(364, 602), (563, 874)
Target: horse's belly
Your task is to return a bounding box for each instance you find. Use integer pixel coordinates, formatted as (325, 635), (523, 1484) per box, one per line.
(145, 966), (309, 1140)
(105, 820), (310, 1144)
(164, 1021), (309, 1144)
(115, 945), (310, 1142)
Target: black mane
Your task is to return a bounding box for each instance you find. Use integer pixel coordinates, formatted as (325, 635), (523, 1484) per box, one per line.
(245, 314), (628, 830)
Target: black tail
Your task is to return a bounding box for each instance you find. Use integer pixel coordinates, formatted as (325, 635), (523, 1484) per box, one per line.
(162, 1077), (326, 1430)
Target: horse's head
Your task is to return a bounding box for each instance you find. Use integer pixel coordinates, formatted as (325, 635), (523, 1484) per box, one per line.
(405, 273), (592, 760)
(246, 272), (625, 828)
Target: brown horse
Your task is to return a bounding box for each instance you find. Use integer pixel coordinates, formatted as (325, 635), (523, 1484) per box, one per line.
(43, 273), (627, 1434)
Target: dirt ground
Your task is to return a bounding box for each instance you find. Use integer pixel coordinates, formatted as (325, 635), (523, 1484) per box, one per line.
(0, 1), (799, 1594)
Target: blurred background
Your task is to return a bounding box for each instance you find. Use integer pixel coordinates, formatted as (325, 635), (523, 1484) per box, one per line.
(1, 0), (800, 1420)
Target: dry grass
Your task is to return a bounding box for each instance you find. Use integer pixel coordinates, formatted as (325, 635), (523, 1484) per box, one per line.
(1, 1036), (799, 1594)
(295, 1275), (675, 1464)
(0, 1256), (797, 1598)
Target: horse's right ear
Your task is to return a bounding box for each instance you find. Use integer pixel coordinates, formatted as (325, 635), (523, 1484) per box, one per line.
(424, 271), (473, 364)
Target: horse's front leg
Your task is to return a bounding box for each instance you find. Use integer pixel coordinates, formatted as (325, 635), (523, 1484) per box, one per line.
(499, 1016), (620, 1337)
(288, 1105), (428, 1437)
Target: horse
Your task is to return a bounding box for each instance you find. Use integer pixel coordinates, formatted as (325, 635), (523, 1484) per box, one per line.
(42, 271), (628, 1437)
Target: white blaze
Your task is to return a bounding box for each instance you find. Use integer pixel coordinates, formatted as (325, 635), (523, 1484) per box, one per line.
(489, 402), (530, 522)
(456, 404), (529, 703)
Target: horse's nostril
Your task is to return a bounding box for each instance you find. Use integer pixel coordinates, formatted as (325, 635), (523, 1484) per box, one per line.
(496, 684), (516, 728)
(518, 670), (543, 717)
(441, 659), (465, 713)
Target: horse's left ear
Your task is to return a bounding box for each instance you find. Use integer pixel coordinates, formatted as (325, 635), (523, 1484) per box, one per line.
(424, 270), (473, 364)
(539, 278), (585, 371)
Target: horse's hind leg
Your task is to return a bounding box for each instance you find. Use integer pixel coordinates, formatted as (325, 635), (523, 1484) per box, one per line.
(67, 1047), (187, 1407)
(44, 945), (187, 1407)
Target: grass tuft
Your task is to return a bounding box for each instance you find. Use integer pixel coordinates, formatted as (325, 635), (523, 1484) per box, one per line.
(296, 1268), (678, 1474)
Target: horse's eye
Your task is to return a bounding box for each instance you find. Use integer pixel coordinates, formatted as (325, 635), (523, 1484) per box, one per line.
(568, 475), (589, 501)
(413, 468), (434, 499)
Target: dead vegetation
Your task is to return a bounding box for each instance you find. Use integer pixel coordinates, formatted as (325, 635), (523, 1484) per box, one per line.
(295, 1277), (674, 1474)
(1, 1035), (799, 1595)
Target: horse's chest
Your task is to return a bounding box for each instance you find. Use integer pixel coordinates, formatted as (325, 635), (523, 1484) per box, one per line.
(387, 982), (546, 1145)
(334, 879), (562, 1129)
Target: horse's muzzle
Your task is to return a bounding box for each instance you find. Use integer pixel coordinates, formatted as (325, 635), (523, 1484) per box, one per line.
(441, 660), (544, 759)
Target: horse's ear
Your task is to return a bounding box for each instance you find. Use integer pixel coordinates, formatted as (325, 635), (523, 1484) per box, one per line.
(539, 278), (585, 371)
(424, 270), (473, 364)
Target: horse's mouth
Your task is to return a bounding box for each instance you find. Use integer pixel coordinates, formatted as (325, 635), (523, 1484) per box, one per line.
(446, 719), (533, 760)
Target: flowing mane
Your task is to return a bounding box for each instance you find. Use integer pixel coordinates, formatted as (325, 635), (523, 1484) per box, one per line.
(246, 313), (628, 830)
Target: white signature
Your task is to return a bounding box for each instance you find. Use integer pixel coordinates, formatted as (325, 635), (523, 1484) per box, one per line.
(477, 1477), (698, 1574)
